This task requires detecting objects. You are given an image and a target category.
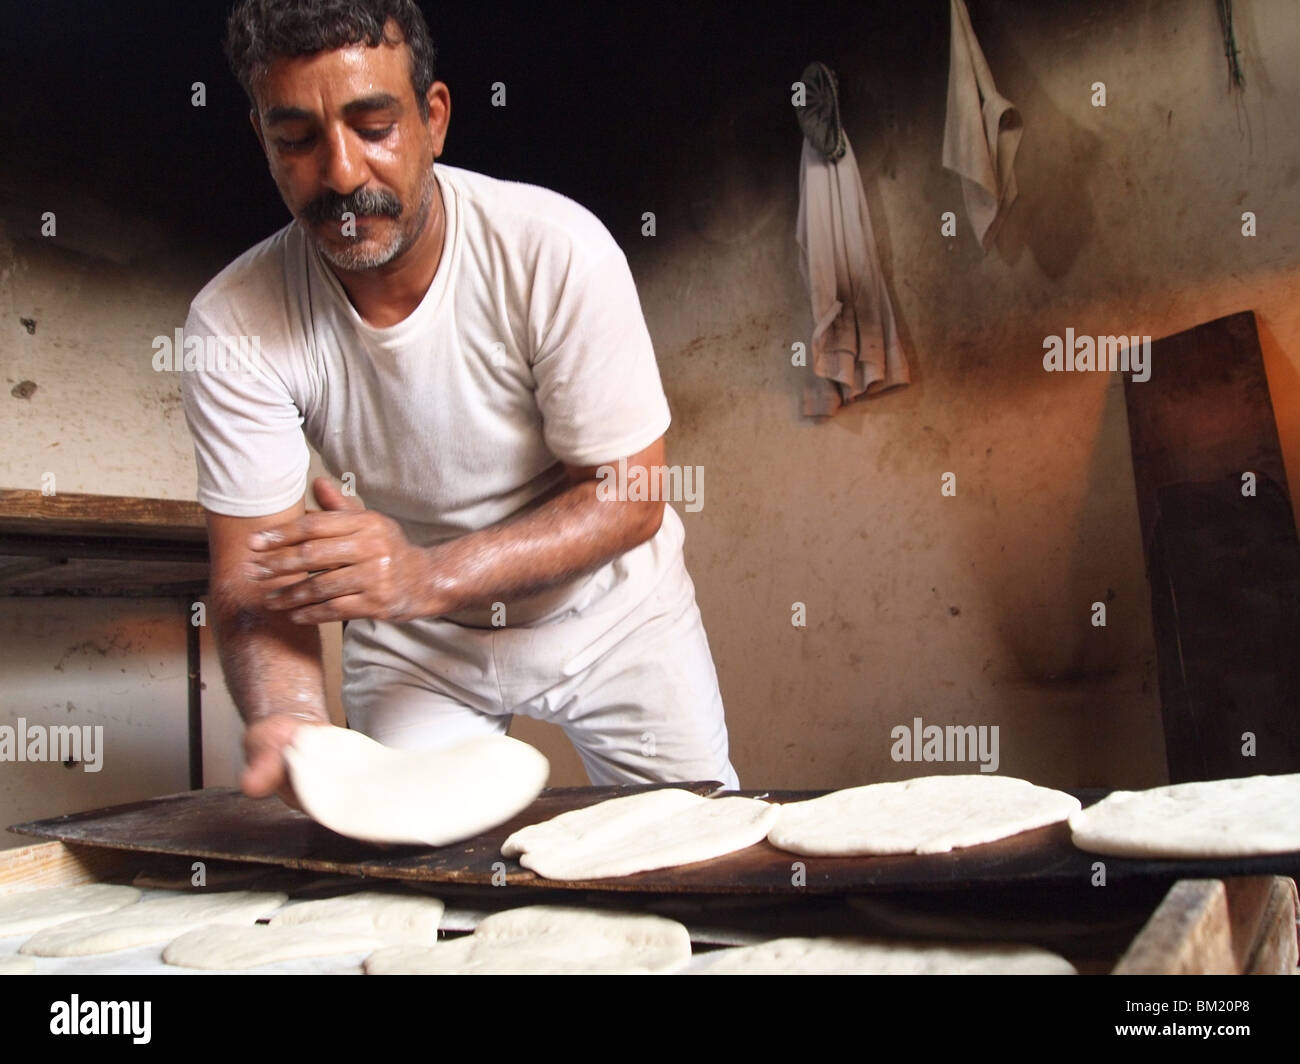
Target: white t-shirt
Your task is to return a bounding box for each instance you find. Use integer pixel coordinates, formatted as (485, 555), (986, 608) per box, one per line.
(180, 163), (683, 629)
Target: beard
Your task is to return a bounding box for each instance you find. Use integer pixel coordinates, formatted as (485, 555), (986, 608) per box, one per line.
(302, 165), (438, 271)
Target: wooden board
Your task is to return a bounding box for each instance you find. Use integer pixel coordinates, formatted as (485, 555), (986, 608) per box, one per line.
(1113, 876), (1299, 975)
(0, 490), (210, 596)
(1123, 310), (1300, 780)
(0, 490), (207, 540)
(10, 784), (1300, 896)
(0, 838), (139, 894)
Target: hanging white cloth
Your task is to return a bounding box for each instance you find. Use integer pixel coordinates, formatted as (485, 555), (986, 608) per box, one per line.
(942, 0), (1022, 250)
(796, 132), (909, 419)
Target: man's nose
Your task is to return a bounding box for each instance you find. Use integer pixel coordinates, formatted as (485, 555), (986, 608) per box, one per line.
(320, 124), (368, 193)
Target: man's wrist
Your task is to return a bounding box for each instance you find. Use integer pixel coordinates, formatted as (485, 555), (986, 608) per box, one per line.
(416, 543), (461, 619)
(247, 707), (329, 726)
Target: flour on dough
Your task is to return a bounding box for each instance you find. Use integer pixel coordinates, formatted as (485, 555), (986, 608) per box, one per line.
(364, 945), (443, 975)
(19, 890), (288, 957)
(0, 955), (36, 974)
(767, 775), (1081, 856)
(284, 727), (549, 847)
(269, 890), (444, 945)
(365, 905), (691, 974)
(0, 884), (141, 938)
(691, 937), (1077, 974)
(1069, 773), (1300, 858)
(163, 923), (384, 970)
(501, 788), (778, 880)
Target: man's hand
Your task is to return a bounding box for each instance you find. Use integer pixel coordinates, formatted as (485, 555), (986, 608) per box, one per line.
(241, 712), (330, 809)
(245, 477), (441, 624)
(245, 438), (665, 626)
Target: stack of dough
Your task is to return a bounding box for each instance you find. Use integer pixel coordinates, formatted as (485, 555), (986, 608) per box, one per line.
(501, 788), (779, 879)
(163, 889), (448, 970)
(365, 905), (693, 974)
(19, 890), (288, 957)
(768, 775), (1081, 856)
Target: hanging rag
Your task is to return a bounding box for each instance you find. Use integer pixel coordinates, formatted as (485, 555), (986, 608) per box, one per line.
(942, 0), (1022, 250)
(795, 63), (908, 419)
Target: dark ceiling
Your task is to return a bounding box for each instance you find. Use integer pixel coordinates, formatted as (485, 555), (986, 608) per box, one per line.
(0, 0), (946, 261)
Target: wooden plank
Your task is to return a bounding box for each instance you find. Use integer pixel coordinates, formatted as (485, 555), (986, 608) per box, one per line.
(1123, 310), (1300, 780)
(0, 527), (210, 596)
(0, 554), (209, 596)
(0, 842), (374, 897)
(0, 840), (140, 894)
(11, 786), (1300, 895)
(187, 620), (203, 790)
(0, 556), (63, 582)
(1113, 879), (1236, 974)
(1114, 875), (1299, 974)
(1226, 875), (1298, 974)
(0, 490), (207, 540)
(9, 784), (730, 892)
(0, 536), (208, 563)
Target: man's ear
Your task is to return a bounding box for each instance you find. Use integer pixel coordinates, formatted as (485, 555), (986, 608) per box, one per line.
(424, 81), (450, 158)
(248, 108), (267, 154)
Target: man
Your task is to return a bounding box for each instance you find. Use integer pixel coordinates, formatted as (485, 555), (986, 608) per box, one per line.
(181, 0), (740, 806)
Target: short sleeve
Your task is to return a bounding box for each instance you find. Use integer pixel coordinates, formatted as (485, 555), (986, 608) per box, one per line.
(531, 246), (671, 467)
(178, 307), (310, 517)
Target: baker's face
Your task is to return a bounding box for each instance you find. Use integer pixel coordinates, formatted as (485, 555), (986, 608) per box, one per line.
(250, 28), (448, 271)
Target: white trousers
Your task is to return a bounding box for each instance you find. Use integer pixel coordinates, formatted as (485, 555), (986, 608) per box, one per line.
(341, 551), (740, 789)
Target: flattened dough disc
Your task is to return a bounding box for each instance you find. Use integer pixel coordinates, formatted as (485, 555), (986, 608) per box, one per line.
(691, 937), (1076, 975)
(1069, 773), (1300, 858)
(163, 923), (384, 970)
(19, 890), (288, 957)
(767, 775), (1081, 856)
(284, 727), (549, 847)
(365, 905), (691, 974)
(501, 788), (778, 880)
(0, 884), (141, 938)
(269, 890), (444, 945)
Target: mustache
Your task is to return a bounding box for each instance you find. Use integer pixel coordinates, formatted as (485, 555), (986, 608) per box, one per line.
(302, 187), (403, 226)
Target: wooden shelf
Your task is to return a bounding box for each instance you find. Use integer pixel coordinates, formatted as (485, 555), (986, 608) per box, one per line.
(0, 489), (210, 597)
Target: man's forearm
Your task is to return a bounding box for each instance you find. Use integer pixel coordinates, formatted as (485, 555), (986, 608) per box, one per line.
(424, 479), (663, 615)
(212, 594), (329, 724)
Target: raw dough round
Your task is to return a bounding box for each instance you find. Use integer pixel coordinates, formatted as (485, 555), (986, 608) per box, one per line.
(767, 775), (1081, 856)
(19, 890), (288, 957)
(163, 923), (384, 970)
(284, 727), (549, 847)
(501, 788), (779, 880)
(1068, 773), (1300, 858)
(364, 945), (442, 974)
(0, 884), (141, 938)
(365, 905), (691, 974)
(269, 890), (444, 944)
(691, 937), (1077, 974)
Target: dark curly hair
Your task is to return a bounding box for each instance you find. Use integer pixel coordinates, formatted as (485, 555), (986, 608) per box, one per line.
(225, 0), (437, 119)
